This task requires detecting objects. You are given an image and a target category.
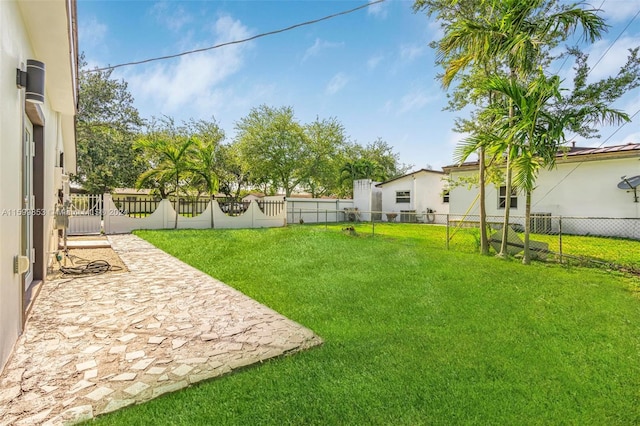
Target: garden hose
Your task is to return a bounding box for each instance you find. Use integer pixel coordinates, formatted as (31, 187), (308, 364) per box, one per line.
(56, 253), (123, 276)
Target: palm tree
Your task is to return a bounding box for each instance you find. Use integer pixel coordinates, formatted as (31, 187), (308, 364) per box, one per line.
(421, 0), (606, 257)
(482, 72), (628, 264)
(134, 135), (195, 229)
(188, 136), (221, 228)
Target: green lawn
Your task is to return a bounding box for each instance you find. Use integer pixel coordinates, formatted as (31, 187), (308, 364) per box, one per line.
(91, 225), (640, 425)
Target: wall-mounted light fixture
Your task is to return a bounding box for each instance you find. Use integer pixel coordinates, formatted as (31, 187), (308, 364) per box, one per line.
(16, 59), (45, 104)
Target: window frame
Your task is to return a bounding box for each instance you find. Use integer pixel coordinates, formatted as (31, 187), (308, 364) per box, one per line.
(498, 186), (517, 209)
(395, 190), (411, 204)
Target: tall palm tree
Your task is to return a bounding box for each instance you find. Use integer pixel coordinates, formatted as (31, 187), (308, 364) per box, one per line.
(134, 135), (195, 229)
(421, 0), (606, 257)
(483, 72), (628, 263)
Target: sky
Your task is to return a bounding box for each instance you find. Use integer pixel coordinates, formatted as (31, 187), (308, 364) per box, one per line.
(78, 0), (640, 171)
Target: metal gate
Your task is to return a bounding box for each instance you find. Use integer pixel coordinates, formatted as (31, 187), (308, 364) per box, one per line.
(67, 194), (103, 235)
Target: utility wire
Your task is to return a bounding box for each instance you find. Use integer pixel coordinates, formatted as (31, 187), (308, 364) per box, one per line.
(88, 0), (386, 73)
(533, 105), (640, 207)
(533, 4), (640, 206)
(553, 0), (607, 76)
(589, 4), (640, 74)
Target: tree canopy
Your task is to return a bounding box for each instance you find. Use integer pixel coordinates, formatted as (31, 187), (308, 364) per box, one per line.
(74, 55), (145, 193)
(416, 0), (640, 262)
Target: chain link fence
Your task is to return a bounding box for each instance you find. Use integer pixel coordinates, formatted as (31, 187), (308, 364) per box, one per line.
(292, 208), (640, 273)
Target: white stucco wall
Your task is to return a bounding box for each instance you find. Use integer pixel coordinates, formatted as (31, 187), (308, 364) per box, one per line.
(0, 0), (28, 372)
(352, 179), (381, 221)
(448, 156), (640, 219)
(0, 0), (76, 372)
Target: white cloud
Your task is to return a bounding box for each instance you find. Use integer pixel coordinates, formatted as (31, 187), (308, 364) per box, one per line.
(302, 38), (344, 62)
(583, 35), (640, 81)
(397, 89), (437, 114)
(367, 1), (389, 19)
(367, 54), (384, 70)
(400, 43), (427, 61)
(600, 0), (640, 24)
(125, 15), (253, 116)
(151, 1), (192, 32)
(79, 16), (107, 49)
(326, 72), (349, 95)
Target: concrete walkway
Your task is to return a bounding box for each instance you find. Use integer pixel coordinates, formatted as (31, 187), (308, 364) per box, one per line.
(0, 234), (322, 425)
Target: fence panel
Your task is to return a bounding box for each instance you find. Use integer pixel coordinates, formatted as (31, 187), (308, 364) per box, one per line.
(67, 194), (103, 235)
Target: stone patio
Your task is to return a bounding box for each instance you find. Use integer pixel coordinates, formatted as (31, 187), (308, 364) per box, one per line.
(0, 234), (322, 425)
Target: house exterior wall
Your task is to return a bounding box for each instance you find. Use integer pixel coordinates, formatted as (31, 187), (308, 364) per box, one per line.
(0, 0), (76, 372)
(448, 156), (640, 220)
(379, 172), (449, 218)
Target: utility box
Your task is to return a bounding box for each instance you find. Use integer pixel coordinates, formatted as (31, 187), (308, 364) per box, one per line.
(54, 207), (69, 230)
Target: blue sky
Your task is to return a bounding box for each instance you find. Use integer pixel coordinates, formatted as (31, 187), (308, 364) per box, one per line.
(78, 0), (640, 170)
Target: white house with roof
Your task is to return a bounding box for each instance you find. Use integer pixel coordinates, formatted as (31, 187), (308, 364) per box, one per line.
(353, 169), (450, 222)
(0, 0), (78, 372)
(443, 143), (640, 238)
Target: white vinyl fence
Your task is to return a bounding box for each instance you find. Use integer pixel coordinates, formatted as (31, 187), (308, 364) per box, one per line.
(103, 195), (286, 234)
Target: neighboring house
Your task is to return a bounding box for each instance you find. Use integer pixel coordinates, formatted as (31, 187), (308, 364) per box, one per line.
(241, 193), (265, 203)
(379, 169), (449, 221)
(353, 169), (450, 222)
(112, 187), (159, 201)
(443, 143), (640, 236)
(0, 0), (78, 371)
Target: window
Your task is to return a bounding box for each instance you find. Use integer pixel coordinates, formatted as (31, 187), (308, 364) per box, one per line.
(442, 190), (450, 203)
(498, 186), (517, 209)
(396, 191), (410, 203)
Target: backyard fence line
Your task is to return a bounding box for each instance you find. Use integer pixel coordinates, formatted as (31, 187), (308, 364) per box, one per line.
(290, 208), (639, 272)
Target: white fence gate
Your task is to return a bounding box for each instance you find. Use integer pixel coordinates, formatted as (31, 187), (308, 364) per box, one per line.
(67, 194), (103, 235)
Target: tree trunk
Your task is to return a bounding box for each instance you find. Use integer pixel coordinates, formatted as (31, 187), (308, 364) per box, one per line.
(174, 175), (179, 229)
(523, 189), (531, 265)
(210, 194), (215, 229)
(479, 145), (489, 255)
(498, 154), (512, 258)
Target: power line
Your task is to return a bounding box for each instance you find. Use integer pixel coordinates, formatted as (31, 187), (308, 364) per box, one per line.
(553, 0), (607, 76)
(532, 105), (640, 207)
(87, 0), (386, 73)
(532, 4), (640, 206)
(589, 4), (640, 74)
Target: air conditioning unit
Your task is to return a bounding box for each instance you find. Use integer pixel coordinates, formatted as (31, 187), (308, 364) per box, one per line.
(400, 210), (417, 223)
(530, 212), (552, 234)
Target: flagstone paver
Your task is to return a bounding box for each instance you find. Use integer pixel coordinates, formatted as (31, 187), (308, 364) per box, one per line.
(0, 234), (322, 426)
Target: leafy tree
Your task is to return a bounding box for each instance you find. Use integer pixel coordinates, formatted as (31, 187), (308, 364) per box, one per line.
(416, 0), (608, 257)
(216, 144), (252, 199)
(337, 139), (412, 197)
(302, 117), (348, 198)
(74, 55), (145, 193)
(355, 138), (412, 180)
(235, 105), (310, 197)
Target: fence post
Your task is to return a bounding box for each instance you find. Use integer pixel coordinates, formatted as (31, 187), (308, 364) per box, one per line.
(446, 214), (450, 250)
(558, 216), (563, 264)
(372, 213), (375, 236)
